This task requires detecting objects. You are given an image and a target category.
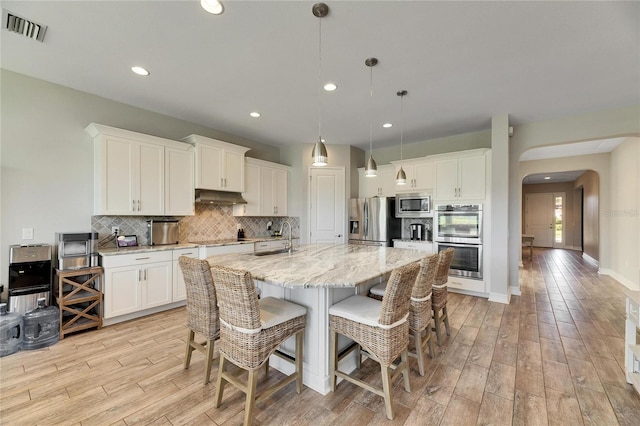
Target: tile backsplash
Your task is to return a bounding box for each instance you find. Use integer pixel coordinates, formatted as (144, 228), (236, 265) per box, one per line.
(92, 203), (299, 248)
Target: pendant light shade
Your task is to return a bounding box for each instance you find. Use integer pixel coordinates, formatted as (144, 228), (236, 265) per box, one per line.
(364, 57), (378, 177)
(310, 3), (329, 167)
(312, 137), (328, 166)
(396, 90), (408, 185)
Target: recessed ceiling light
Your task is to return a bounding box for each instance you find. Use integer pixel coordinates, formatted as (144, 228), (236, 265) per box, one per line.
(201, 0), (224, 15)
(382, 123), (393, 128)
(544, 176), (551, 180)
(131, 66), (149, 76)
(323, 82), (337, 91)
(250, 112), (261, 118)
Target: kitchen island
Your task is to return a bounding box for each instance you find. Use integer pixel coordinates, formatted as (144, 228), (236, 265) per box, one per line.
(206, 243), (426, 394)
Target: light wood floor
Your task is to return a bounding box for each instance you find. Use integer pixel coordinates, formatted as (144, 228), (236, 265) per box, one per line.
(2, 248), (640, 425)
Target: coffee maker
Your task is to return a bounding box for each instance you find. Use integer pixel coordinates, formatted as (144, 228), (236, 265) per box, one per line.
(410, 223), (425, 241)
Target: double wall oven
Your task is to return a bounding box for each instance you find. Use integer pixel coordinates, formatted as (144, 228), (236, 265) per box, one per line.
(435, 204), (483, 280)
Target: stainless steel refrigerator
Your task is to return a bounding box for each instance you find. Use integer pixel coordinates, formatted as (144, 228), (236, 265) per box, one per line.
(348, 197), (401, 246)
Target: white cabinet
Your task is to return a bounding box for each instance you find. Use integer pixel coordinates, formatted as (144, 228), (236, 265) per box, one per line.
(172, 248), (199, 302)
(183, 134), (250, 192)
(358, 164), (396, 197)
(393, 240), (434, 254)
(391, 159), (434, 193)
(626, 296), (640, 395)
(165, 146), (195, 216)
(86, 123), (194, 216)
(233, 158), (290, 217)
(434, 150), (488, 201)
(102, 251), (173, 319)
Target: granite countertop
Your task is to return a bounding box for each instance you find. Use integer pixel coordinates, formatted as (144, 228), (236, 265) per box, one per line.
(98, 236), (300, 256)
(205, 243), (426, 289)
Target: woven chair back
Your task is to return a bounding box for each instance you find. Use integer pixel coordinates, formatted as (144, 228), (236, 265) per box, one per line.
(179, 257), (219, 339)
(378, 261), (420, 326)
(209, 264), (261, 331)
(434, 248), (455, 286)
(412, 254), (439, 299)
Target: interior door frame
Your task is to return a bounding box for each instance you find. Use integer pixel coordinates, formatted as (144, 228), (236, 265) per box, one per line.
(308, 166), (346, 244)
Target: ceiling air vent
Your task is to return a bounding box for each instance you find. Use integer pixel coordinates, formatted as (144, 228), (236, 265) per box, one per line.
(2, 9), (47, 42)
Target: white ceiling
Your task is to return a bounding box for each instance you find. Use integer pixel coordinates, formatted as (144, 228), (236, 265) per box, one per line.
(1, 1), (638, 151)
(522, 170), (587, 185)
(519, 138), (626, 161)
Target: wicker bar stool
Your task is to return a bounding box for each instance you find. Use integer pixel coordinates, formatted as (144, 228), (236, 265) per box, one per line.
(179, 256), (220, 385)
(209, 265), (306, 426)
(432, 248), (455, 346)
(367, 254), (439, 376)
(329, 261), (420, 420)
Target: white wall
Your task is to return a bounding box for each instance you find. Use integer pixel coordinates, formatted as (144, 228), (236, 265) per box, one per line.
(0, 70), (280, 291)
(605, 137), (640, 289)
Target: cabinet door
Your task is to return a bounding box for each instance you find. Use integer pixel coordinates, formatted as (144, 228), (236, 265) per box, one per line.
(103, 266), (141, 318)
(234, 162), (261, 216)
(458, 155), (485, 200)
(173, 249), (199, 302)
(101, 136), (136, 215)
(413, 162), (434, 191)
(273, 168), (288, 216)
(165, 147), (194, 216)
(261, 167), (276, 216)
(196, 144), (223, 190)
(359, 170), (380, 197)
(223, 150), (245, 192)
(434, 158), (459, 200)
(379, 166), (396, 197)
(137, 142), (164, 215)
(143, 261), (172, 309)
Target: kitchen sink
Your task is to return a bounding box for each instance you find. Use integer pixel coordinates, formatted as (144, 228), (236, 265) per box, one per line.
(252, 248), (295, 256)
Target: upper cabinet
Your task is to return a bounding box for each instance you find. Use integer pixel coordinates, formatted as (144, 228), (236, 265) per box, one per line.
(233, 158), (290, 217)
(433, 149), (489, 201)
(86, 123), (194, 216)
(391, 158), (434, 193)
(182, 135), (250, 193)
(358, 164), (396, 198)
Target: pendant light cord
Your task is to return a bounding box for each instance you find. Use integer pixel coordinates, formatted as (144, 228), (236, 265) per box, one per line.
(400, 93), (404, 162)
(317, 15), (322, 140)
(368, 63), (373, 158)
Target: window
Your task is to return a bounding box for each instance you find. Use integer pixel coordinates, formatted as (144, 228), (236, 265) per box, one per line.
(554, 195), (563, 244)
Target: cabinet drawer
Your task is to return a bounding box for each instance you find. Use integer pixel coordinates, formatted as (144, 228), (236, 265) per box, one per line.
(447, 276), (484, 293)
(173, 248), (199, 260)
(101, 251), (172, 268)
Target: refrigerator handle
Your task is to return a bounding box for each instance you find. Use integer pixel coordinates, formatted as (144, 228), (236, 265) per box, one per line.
(363, 199), (368, 237)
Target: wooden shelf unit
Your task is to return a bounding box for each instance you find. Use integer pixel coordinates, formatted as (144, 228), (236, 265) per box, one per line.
(54, 266), (103, 339)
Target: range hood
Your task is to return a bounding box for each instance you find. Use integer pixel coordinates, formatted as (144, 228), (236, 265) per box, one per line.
(195, 189), (247, 205)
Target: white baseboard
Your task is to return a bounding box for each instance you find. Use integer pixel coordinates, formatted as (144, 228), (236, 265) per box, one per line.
(582, 252), (599, 266)
(599, 268), (639, 291)
(489, 292), (511, 304)
(566, 245), (582, 251)
(509, 285), (522, 296)
(102, 301), (186, 326)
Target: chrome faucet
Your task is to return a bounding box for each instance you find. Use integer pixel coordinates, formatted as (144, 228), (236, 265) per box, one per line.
(279, 220), (293, 254)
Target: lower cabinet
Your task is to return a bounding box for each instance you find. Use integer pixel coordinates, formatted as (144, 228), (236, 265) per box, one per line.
(102, 251), (173, 319)
(172, 247), (200, 302)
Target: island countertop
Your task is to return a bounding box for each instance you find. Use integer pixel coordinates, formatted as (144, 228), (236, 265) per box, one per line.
(205, 243), (426, 289)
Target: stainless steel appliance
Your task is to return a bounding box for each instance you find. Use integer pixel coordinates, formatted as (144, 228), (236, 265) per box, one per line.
(434, 204), (483, 279)
(8, 244), (52, 314)
(410, 223), (425, 241)
(436, 242), (483, 279)
(54, 232), (98, 270)
(396, 193), (431, 218)
(147, 219), (179, 245)
(348, 197), (401, 246)
(434, 204), (483, 244)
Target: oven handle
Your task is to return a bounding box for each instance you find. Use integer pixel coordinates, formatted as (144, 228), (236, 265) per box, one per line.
(9, 285), (50, 295)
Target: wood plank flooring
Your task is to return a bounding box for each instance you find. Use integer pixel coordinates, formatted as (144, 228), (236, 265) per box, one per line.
(2, 248), (640, 425)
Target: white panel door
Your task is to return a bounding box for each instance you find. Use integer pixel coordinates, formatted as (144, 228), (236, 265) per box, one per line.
(525, 193), (554, 247)
(310, 167), (345, 244)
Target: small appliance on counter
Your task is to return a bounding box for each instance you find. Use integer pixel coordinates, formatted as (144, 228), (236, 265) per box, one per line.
(147, 219), (179, 245)
(410, 223), (425, 241)
(54, 232), (99, 270)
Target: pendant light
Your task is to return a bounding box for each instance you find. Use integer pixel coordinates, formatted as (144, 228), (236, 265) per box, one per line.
(396, 90), (408, 185)
(311, 3), (329, 167)
(364, 57), (378, 177)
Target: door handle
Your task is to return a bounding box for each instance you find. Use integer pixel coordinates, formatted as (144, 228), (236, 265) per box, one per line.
(335, 234), (342, 238)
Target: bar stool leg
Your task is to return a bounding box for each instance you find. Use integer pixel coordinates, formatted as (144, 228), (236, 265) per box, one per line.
(295, 330), (304, 394)
(381, 364), (394, 420)
(401, 349), (411, 392)
(329, 328), (337, 392)
(244, 369), (258, 426)
(413, 331), (425, 376)
(433, 308), (443, 346)
(204, 338), (215, 385)
(443, 306), (451, 336)
(184, 329), (195, 369)
(214, 355), (226, 408)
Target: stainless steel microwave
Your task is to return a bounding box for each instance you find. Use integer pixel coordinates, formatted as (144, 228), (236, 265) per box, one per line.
(395, 193), (432, 218)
